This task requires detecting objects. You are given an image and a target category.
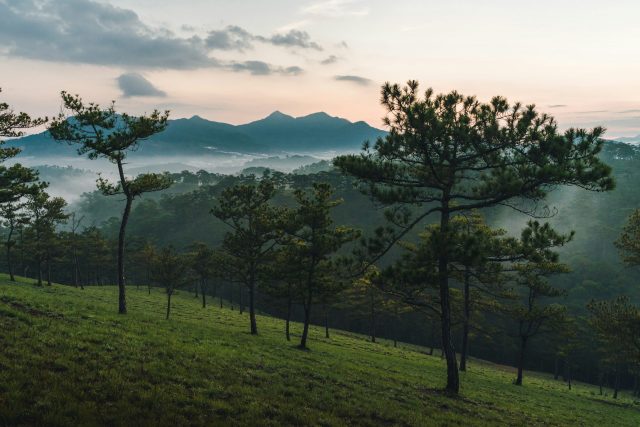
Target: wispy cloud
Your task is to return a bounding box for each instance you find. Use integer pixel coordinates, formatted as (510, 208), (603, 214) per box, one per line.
(334, 75), (372, 86)
(548, 104), (567, 108)
(303, 0), (369, 17)
(117, 73), (166, 98)
(207, 25), (323, 52)
(616, 109), (640, 114)
(321, 55), (339, 65)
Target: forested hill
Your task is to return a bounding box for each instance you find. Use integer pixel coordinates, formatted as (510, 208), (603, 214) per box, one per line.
(6, 112), (386, 157)
(74, 140), (640, 311)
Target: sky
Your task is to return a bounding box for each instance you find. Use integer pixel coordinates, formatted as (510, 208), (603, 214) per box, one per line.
(1, 0), (640, 137)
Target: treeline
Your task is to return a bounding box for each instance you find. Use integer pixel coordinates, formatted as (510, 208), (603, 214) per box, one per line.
(1, 84), (639, 398)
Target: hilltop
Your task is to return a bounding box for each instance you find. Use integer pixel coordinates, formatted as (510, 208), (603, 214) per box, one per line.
(0, 276), (638, 426)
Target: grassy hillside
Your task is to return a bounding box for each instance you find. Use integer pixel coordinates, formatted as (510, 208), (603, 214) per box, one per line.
(0, 276), (638, 426)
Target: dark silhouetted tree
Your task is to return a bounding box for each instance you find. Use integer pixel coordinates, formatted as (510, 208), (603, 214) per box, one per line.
(49, 93), (172, 313)
(335, 81), (614, 393)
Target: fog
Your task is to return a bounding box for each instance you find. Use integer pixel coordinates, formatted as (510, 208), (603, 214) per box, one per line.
(11, 150), (351, 203)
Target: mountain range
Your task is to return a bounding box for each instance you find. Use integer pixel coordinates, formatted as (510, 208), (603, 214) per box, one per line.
(6, 111), (386, 157)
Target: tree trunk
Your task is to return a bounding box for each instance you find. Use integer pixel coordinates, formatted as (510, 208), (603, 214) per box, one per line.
(438, 206), (459, 393)
(515, 336), (528, 386)
(460, 267), (471, 372)
(239, 286), (244, 314)
(370, 291), (376, 343)
(116, 160), (132, 315)
(599, 372), (604, 395)
(46, 249), (52, 286)
(299, 292), (313, 349)
(201, 278), (207, 308)
(249, 282), (257, 335)
(166, 292), (172, 320)
(566, 357), (572, 390)
(285, 295), (292, 341)
(554, 356), (560, 380)
(613, 368), (620, 399)
(6, 225), (14, 282)
(324, 307), (330, 339)
(37, 257), (43, 286)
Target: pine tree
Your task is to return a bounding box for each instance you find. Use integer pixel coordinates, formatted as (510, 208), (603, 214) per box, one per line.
(282, 182), (360, 349)
(335, 81), (614, 393)
(49, 93), (173, 314)
(212, 178), (285, 335)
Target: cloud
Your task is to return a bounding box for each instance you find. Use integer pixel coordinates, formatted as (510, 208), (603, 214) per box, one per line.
(117, 73), (166, 98)
(0, 0), (305, 75)
(229, 62), (304, 76)
(262, 30), (322, 51)
(303, 0), (369, 17)
(207, 26), (322, 51)
(616, 109), (640, 114)
(321, 55), (339, 65)
(334, 75), (372, 86)
(0, 0), (215, 69)
(206, 25), (254, 51)
(548, 104), (567, 108)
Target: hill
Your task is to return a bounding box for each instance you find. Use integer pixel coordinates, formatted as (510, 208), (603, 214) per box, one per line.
(5, 112), (386, 158)
(0, 276), (638, 426)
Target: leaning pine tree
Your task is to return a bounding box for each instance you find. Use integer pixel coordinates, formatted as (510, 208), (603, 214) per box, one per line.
(335, 81), (614, 394)
(49, 93), (172, 314)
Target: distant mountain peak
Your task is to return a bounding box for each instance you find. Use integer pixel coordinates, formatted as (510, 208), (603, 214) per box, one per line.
(265, 111), (294, 120)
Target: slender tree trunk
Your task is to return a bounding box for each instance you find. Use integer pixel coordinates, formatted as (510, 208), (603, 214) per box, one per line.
(201, 278), (207, 308)
(324, 305), (330, 339)
(299, 292), (313, 349)
(370, 291), (376, 343)
(438, 205), (459, 393)
(554, 356), (560, 380)
(220, 286), (223, 309)
(429, 322), (435, 355)
(613, 368), (620, 399)
(566, 357), (572, 390)
(460, 267), (471, 372)
(194, 281), (198, 298)
(599, 372), (604, 395)
(230, 284), (234, 310)
(116, 160), (132, 315)
(37, 257), (43, 286)
(6, 225), (15, 282)
(166, 292), (172, 320)
(515, 336), (528, 386)
(285, 294), (292, 341)
(249, 281), (257, 335)
(46, 249), (52, 286)
(239, 286), (244, 314)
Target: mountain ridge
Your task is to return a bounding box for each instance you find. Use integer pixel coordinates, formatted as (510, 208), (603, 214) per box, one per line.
(5, 112), (386, 158)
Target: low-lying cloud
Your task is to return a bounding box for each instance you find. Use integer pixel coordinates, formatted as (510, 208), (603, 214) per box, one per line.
(117, 73), (166, 98)
(334, 75), (372, 86)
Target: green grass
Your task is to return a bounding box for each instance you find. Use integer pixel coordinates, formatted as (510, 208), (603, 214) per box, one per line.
(0, 275), (638, 426)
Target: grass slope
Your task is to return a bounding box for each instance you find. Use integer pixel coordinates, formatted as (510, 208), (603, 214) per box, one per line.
(0, 275), (638, 426)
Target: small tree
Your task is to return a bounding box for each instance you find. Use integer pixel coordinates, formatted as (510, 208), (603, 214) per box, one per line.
(49, 93), (172, 314)
(336, 81), (614, 393)
(151, 247), (193, 320)
(212, 178), (284, 335)
(24, 192), (69, 286)
(0, 88), (48, 281)
(587, 296), (640, 398)
(508, 221), (571, 386)
(283, 183), (360, 349)
(187, 242), (216, 308)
